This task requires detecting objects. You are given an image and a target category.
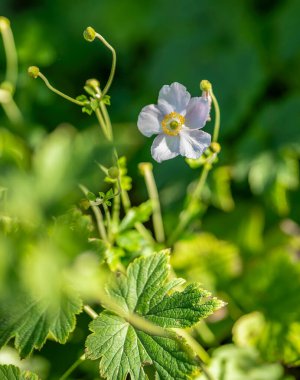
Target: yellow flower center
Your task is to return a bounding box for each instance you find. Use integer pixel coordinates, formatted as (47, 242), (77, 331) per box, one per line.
(161, 112), (185, 136)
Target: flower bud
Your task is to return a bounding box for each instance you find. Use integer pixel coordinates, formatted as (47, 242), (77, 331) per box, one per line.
(138, 162), (153, 175)
(210, 142), (221, 154)
(0, 16), (10, 31)
(200, 80), (212, 92)
(86, 78), (100, 89)
(107, 166), (119, 179)
(28, 66), (40, 79)
(83, 27), (96, 42)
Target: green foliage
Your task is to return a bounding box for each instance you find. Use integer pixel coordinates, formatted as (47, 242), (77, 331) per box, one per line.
(0, 290), (82, 358)
(119, 200), (152, 232)
(0, 364), (40, 380)
(85, 252), (223, 379)
(197, 345), (290, 380)
(232, 251), (300, 365)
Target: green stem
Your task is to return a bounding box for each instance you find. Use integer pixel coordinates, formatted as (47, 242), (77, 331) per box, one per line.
(95, 107), (110, 140)
(95, 32), (116, 100)
(79, 184), (108, 242)
(83, 304), (98, 319)
(0, 18), (18, 89)
(1, 97), (23, 124)
(59, 354), (85, 380)
(211, 91), (220, 143)
(103, 202), (112, 241)
(121, 188), (155, 244)
(112, 182), (121, 235)
(168, 165), (210, 245)
(141, 164), (165, 243)
(37, 72), (85, 106)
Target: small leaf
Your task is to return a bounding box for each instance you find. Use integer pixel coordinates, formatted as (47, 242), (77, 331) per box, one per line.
(85, 251), (224, 380)
(90, 98), (99, 111)
(102, 95), (111, 105)
(119, 200), (152, 232)
(82, 106), (93, 115)
(0, 364), (40, 380)
(76, 94), (88, 102)
(87, 191), (97, 201)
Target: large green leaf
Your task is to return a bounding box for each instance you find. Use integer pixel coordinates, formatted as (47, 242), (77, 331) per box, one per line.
(0, 289), (82, 358)
(0, 364), (40, 380)
(85, 251), (223, 380)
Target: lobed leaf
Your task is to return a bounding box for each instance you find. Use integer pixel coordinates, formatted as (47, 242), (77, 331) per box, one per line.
(86, 251), (224, 380)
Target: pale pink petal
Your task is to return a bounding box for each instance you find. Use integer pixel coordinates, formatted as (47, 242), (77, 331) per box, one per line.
(137, 104), (163, 137)
(179, 129), (211, 159)
(151, 134), (180, 163)
(185, 96), (211, 129)
(158, 82), (191, 115)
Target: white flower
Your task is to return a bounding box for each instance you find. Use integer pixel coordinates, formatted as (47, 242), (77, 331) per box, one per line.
(137, 82), (212, 163)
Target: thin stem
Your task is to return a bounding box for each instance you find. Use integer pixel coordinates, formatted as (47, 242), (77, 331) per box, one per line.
(112, 182), (121, 235)
(83, 304), (98, 319)
(121, 188), (155, 244)
(102, 202), (112, 241)
(0, 18), (18, 89)
(95, 107), (110, 140)
(99, 91), (113, 141)
(211, 91), (220, 143)
(95, 32), (116, 100)
(37, 72), (85, 106)
(168, 165), (210, 245)
(141, 164), (165, 243)
(1, 97), (23, 124)
(59, 354), (85, 380)
(79, 184), (108, 242)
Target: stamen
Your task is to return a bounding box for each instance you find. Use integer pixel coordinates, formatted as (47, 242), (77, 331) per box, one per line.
(161, 112), (185, 136)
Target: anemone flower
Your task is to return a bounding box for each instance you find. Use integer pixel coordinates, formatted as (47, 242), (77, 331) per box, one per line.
(137, 82), (211, 163)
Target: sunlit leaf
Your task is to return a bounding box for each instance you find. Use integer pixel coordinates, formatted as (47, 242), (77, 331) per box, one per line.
(85, 251), (224, 380)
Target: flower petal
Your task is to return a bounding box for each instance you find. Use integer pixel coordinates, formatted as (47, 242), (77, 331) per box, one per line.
(158, 82), (191, 115)
(185, 96), (211, 129)
(179, 129), (211, 159)
(151, 134), (180, 163)
(137, 104), (163, 137)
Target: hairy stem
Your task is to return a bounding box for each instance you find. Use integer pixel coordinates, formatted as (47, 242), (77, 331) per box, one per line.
(0, 18), (18, 89)
(59, 354), (85, 380)
(79, 184), (108, 242)
(211, 91), (220, 143)
(141, 164), (165, 243)
(95, 32), (116, 100)
(37, 72), (85, 106)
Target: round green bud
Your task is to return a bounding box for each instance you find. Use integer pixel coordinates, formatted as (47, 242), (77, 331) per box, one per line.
(86, 78), (100, 89)
(210, 142), (221, 154)
(0, 16), (10, 31)
(108, 166), (119, 179)
(83, 27), (96, 42)
(200, 79), (212, 92)
(28, 66), (40, 79)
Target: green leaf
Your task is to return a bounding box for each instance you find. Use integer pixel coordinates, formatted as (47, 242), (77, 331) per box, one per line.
(85, 251), (223, 380)
(86, 191), (97, 201)
(197, 344), (288, 380)
(0, 289), (82, 358)
(119, 200), (152, 232)
(231, 251), (300, 365)
(0, 364), (40, 380)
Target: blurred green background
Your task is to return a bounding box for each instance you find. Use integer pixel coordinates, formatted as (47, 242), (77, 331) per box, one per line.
(1, 0), (300, 379)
